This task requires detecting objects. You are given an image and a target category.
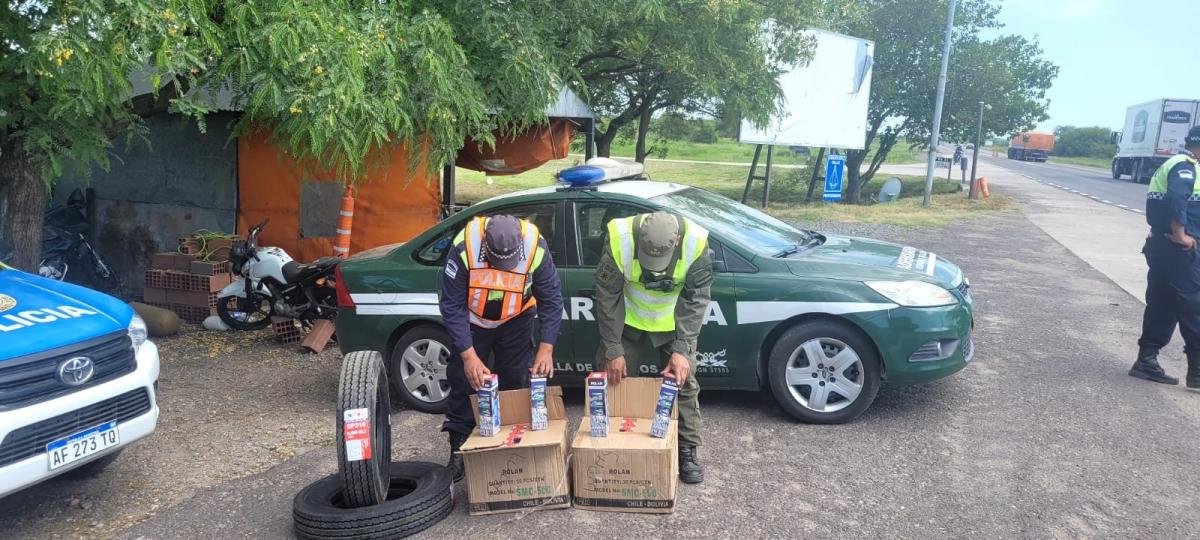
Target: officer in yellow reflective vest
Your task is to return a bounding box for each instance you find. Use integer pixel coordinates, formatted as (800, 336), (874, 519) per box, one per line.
(439, 215), (562, 481)
(595, 212), (713, 484)
(1132, 126), (1200, 388)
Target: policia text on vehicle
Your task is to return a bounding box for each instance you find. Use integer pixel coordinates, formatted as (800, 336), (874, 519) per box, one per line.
(1131, 126), (1200, 388)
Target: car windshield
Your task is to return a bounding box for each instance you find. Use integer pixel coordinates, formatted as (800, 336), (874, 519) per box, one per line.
(653, 187), (814, 256)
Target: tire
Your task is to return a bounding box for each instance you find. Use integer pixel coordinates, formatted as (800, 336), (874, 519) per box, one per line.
(293, 462), (453, 540)
(216, 292), (274, 331)
(1131, 158), (1146, 184)
(388, 326), (451, 414)
(767, 320), (882, 424)
(1112, 159), (1121, 180)
(337, 351), (393, 508)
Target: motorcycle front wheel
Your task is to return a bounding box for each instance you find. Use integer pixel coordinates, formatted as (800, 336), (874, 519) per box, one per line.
(216, 292), (274, 331)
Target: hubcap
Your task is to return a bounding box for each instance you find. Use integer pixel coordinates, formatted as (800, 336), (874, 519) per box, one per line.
(784, 337), (864, 413)
(400, 339), (450, 403)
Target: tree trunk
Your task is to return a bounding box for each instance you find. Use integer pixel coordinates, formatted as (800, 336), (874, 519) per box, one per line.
(595, 129), (616, 158)
(844, 150), (867, 204)
(634, 100), (653, 163)
(0, 140), (47, 271)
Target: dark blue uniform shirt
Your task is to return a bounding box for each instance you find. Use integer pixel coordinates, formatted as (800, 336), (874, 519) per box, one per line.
(438, 239), (562, 354)
(1148, 154), (1200, 238)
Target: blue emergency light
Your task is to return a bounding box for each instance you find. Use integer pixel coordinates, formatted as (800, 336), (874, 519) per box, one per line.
(557, 165), (606, 186)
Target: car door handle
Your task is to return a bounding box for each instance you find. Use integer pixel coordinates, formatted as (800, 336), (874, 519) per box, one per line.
(578, 289), (595, 298)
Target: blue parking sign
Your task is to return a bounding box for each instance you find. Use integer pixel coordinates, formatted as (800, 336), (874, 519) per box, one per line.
(823, 154), (846, 202)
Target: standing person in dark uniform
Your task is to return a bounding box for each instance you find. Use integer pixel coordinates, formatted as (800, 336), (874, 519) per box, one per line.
(1131, 126), (1200, 387)
(439, 214), (562, 481)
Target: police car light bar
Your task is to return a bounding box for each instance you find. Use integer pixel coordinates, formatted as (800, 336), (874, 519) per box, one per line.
(557, 157), (645, 187)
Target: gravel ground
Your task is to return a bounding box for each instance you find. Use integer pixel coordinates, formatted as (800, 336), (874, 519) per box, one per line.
(8, 193), (1200, 538)
(0, 327), (343, 538)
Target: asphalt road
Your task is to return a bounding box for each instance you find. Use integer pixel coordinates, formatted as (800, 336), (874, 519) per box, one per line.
(980, 155), (1146, 211)
(85, 207), (1200, 539)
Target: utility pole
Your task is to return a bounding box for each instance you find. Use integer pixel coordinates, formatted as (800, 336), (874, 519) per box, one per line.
(922, 0), (958, 207)
(969, 101), (986, 200)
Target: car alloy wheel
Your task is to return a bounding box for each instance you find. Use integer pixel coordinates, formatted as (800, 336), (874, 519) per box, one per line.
(400, 339), (450, 404)
(389, 325), (452, 414)
(784, 337), (864, 413)
(767, 320), (882, 424)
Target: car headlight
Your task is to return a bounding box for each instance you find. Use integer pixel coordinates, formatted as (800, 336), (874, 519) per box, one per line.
(865, 280), (957, 307)
(128, 315), (148, 351)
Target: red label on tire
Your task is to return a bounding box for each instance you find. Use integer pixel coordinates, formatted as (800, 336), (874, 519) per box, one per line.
(343, 408), (371, 461)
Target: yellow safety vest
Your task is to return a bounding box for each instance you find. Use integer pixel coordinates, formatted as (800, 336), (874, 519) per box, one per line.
(454, 216), (543, 328)
(607, 214), (708, 333)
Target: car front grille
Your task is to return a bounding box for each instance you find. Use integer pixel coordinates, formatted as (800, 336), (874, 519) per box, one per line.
(0, 331), (136, 410)
(0, 387), (151, 468)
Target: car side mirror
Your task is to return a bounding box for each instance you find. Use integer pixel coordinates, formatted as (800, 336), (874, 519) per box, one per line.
(712, 260), (727, 273)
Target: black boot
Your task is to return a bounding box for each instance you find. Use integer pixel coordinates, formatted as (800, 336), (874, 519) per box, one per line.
(447, 431), (469, 482)
(1187, 353), (1200, 389)
(679, 445), (704, 484)
(1129, 347), (1179, 385)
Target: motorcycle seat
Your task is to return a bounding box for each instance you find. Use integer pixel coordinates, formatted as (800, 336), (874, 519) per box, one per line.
(282, 257), (341, 284)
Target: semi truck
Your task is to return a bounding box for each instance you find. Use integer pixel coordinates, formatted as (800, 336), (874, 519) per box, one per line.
(1007, 132), (1055, 162)
(1112, 98), (1200, 183)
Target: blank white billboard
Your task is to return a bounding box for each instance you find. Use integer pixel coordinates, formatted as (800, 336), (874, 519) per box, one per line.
(739, 29), (874, 149)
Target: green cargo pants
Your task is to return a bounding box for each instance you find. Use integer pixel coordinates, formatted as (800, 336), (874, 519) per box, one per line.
(598, 326), (702, 447)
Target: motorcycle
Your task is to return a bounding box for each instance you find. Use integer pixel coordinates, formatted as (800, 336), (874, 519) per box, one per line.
(216, 219), (341, 331)
(39, 189), (120, 293)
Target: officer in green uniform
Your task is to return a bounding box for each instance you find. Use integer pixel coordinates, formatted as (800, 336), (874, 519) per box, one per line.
(594, 212), (713, 483)
(1131, 126), (1200, 388)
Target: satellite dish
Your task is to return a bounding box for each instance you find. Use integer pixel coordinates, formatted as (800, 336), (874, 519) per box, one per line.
(877, 177), (902, 203)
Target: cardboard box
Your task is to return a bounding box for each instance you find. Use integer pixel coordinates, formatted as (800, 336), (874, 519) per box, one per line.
(477, 374), (501, 437)
(572, 377), (679, 513)
(587, 372), (609, 437)
(462, 386), (570, 515)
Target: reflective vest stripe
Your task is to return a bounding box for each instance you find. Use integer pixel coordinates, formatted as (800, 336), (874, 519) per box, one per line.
(458, 216), (541, 327)
(607, 215), (709, 333)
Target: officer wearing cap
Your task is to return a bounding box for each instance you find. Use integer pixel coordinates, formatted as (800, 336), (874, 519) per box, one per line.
(1131, 126), (1200, 388)
(594, 211), (713, 484)
(439, 214), (562, 481)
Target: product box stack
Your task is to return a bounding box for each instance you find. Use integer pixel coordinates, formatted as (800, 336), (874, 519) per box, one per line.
(142, 236), (236, 324)
(457, 376), (681, 517)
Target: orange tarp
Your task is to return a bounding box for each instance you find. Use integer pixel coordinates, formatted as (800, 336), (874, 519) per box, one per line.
(237, 130), (440, 263)
(456, 119), (575, 176)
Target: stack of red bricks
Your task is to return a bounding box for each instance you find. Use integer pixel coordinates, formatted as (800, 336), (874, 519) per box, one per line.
(143, 251), (233, 324)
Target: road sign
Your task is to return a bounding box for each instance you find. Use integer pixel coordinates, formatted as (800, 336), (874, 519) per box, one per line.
(935, 156), (952, 166)
(823, 154), (846, 202)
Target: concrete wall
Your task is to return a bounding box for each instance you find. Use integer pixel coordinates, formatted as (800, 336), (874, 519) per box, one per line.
(57, 112), (239, 293)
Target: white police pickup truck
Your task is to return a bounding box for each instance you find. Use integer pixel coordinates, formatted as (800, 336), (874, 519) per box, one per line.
(0, 263), (160, 498)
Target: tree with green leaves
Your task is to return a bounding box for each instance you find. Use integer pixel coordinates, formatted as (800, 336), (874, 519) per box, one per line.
(1, 0), (567, 270)
(1053, 125), (1115, 158)
(835, 0), (1057, 203)
(571, 0), (821, 162)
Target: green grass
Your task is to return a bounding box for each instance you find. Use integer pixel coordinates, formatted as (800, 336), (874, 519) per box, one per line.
(1050, 156), (1111, 170)
(455, 158), (991, 228)
(596, 137), (924, 166)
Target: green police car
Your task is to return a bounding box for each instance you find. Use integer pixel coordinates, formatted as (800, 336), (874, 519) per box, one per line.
(334, 179), (973, 424)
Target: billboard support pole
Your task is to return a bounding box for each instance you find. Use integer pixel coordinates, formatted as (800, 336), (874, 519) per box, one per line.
(923, 0), (958, 207)
(805, 147), (827, 202)
(741, 144), (765, 205)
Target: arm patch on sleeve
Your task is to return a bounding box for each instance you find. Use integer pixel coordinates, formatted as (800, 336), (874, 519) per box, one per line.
(1180, 170), (1195, 180)
(445, 259), (458, 279)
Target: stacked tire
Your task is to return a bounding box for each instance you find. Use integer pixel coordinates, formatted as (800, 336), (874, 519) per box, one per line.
(293, 351), (454, 539)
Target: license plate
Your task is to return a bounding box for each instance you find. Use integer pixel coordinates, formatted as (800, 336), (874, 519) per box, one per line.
(46, 421), (120, 471)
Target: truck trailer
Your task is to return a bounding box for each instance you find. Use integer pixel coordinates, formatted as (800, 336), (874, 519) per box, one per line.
(1008, 132), (1055, 162)
(1112, 98), (1200, 183)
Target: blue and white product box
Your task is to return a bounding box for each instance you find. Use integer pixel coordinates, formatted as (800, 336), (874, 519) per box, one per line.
(587, 372), (609, 437)
(650, 376), (680, 439)
(530, 376), (548, 431)
(477, 374), (501, 437)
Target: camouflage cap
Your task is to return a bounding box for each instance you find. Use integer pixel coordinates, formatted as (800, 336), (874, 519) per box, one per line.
(637, 212), (680, 272)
